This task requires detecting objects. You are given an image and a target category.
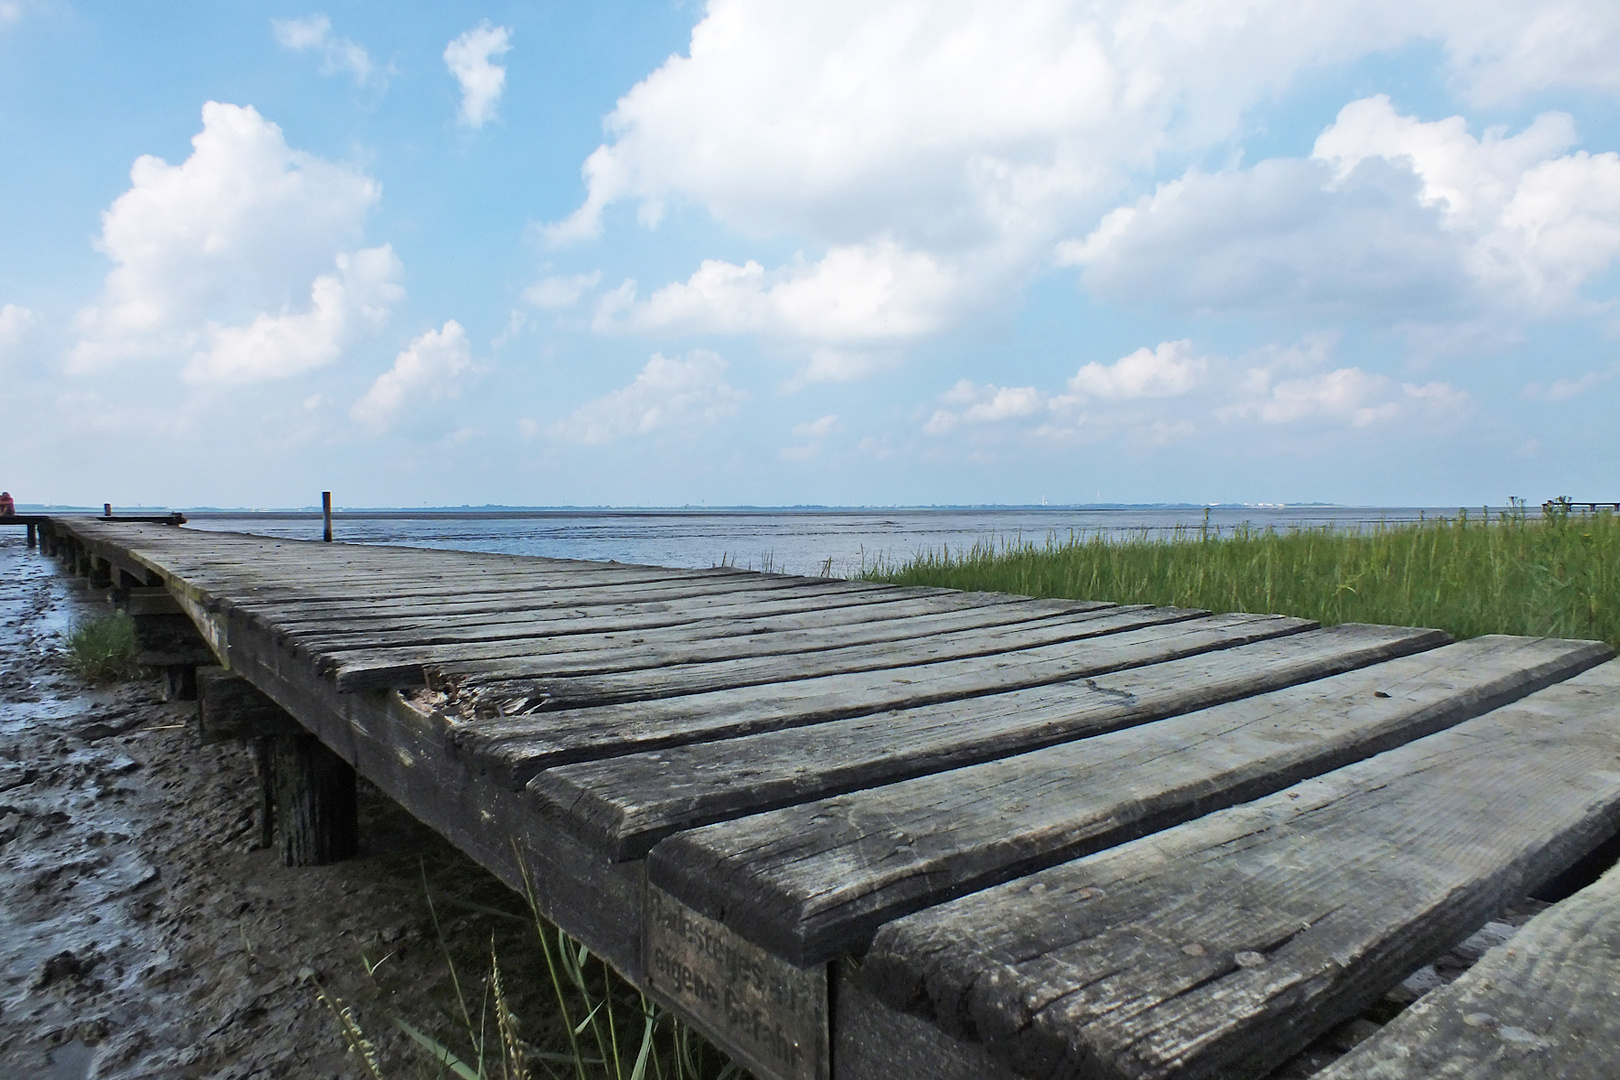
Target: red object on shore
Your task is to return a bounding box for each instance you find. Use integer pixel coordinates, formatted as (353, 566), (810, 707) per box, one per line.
(0, 492), (14, 517)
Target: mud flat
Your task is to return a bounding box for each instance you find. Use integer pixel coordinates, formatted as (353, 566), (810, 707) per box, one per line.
(0, 535), (559, 1079)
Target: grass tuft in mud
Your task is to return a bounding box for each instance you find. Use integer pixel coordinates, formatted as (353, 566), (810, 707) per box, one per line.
(66, 611), (142, 682)
(324, 859), (744, 1080)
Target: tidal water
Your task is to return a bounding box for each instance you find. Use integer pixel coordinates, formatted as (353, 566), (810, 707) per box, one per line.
(180, 505), (1469, 578)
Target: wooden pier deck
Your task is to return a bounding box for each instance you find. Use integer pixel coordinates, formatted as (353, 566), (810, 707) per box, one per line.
(30, 517), (1620, 1080)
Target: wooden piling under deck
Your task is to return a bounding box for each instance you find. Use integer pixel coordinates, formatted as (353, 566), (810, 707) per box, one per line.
(29, 516), (1620, 1080)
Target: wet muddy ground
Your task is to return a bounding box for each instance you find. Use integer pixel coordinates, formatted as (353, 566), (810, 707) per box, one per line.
(0, 536), (563, 1079)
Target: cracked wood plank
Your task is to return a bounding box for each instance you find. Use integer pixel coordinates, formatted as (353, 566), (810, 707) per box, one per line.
(647, 635), (1612, 965)
(533, 623), (1444, 858)
(279, 593), (1106, 659)
(460, 612), (1328, 789)
(394, 603), (1206, 707)
(859, 659), (1620, 1080)
(1316, 858), (1620, 1080)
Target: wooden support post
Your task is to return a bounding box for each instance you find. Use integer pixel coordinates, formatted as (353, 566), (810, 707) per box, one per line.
(89, 557), (113, 590)
(164, 664), (198, 701)
(25, 522), (35, 547)
(197, 667), (305, 849)
(196, 666), (304, 741)
(132, 605), (216, 702)
(254, 737), (275, 849)
(273, 733), (358, 866)
(322, 491), (332, 542)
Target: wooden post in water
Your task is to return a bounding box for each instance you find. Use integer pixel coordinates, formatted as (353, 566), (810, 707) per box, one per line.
(25, 522), (35, 548)
(322, 491), (332, 542)
(273, 733), (358, 866)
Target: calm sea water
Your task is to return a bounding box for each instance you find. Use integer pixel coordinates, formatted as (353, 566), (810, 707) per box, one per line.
(180, 506), (1472, 578)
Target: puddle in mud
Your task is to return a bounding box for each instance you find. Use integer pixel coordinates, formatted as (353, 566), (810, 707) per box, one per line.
(0, 534), (575, 1077)
(47, 1039), (93, 1079)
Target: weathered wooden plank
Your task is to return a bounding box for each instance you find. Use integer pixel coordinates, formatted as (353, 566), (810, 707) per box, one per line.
(274, 579), (974, 649)
(61, 521), (619, 572)
(190, 572), (775, 613)
(313, 589), (1038, 692)
(860, 659), (1620, 1080)
(259, 579), (992, 633)
(320, 600), (1112, 679)
(223, 577), (912, 628)
(336, 603), (1203, 697)
(646, 636), (1612, 964)
(188, 572), (869, 625)
(103, 531), (767, 584)
(280, 589), (1084, 655)
(833, 962), (1022, 1080)
(530, 623), (1444, 853)
(412, 605), (1209, 706)
(425, 602), (1147, 700)
(306, 601), (1040, 679)
(1315, 859), (1620, 1080)
(59, 523), (769, 596)
(460, 612), (1331, 788)
(228, 579), (944, 633)
(315, 586), (1049, 689)
(210, 597), (649, 978)
(76, 528), (979, 644)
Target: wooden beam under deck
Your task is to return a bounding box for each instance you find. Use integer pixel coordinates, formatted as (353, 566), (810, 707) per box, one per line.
(33, 517), (1620, 1080)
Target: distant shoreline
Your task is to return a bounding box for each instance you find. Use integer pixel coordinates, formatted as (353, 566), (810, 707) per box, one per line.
(18, 502), (1480, 518)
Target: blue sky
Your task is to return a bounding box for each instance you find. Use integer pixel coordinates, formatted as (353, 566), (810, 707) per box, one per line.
(2, 1), (1618, 508)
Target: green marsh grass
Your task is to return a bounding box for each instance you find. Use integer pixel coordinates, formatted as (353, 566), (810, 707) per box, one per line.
(65, 610), (142, 682)
(865, 507), (1620, 650)
(322, 859), (744, 1080)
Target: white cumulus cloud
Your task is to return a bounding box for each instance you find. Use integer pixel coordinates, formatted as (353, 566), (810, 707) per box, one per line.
(793, 414), (842, 440)
(1069, 340), (1207, 400)
(187, 245), (402, 384)
(272, 14), (383, 88)
(1216, 367), (1463, 427)
(0, 304), (36, 354)
(550, 350), (745, 444)
(781, 413), (843, 461)
(781, 348), (897, 393)
(924, 381), (1048, 435)
(445, 22), (512, 128)
(1069, 97), (1620, 322)
(922, 337), (1465, 446)
(69, 102), (396, 379)
(1521, 365), (1617, 402)
(544, 1), (1620, 357)
(597, 241), (962, 344)
(523, 271), (601, 310)
(551, 0), (1620, 246)
(351, 321), (480, 432)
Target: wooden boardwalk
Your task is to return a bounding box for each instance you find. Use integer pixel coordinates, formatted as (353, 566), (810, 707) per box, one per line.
(31, 517), (1620, 1080)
